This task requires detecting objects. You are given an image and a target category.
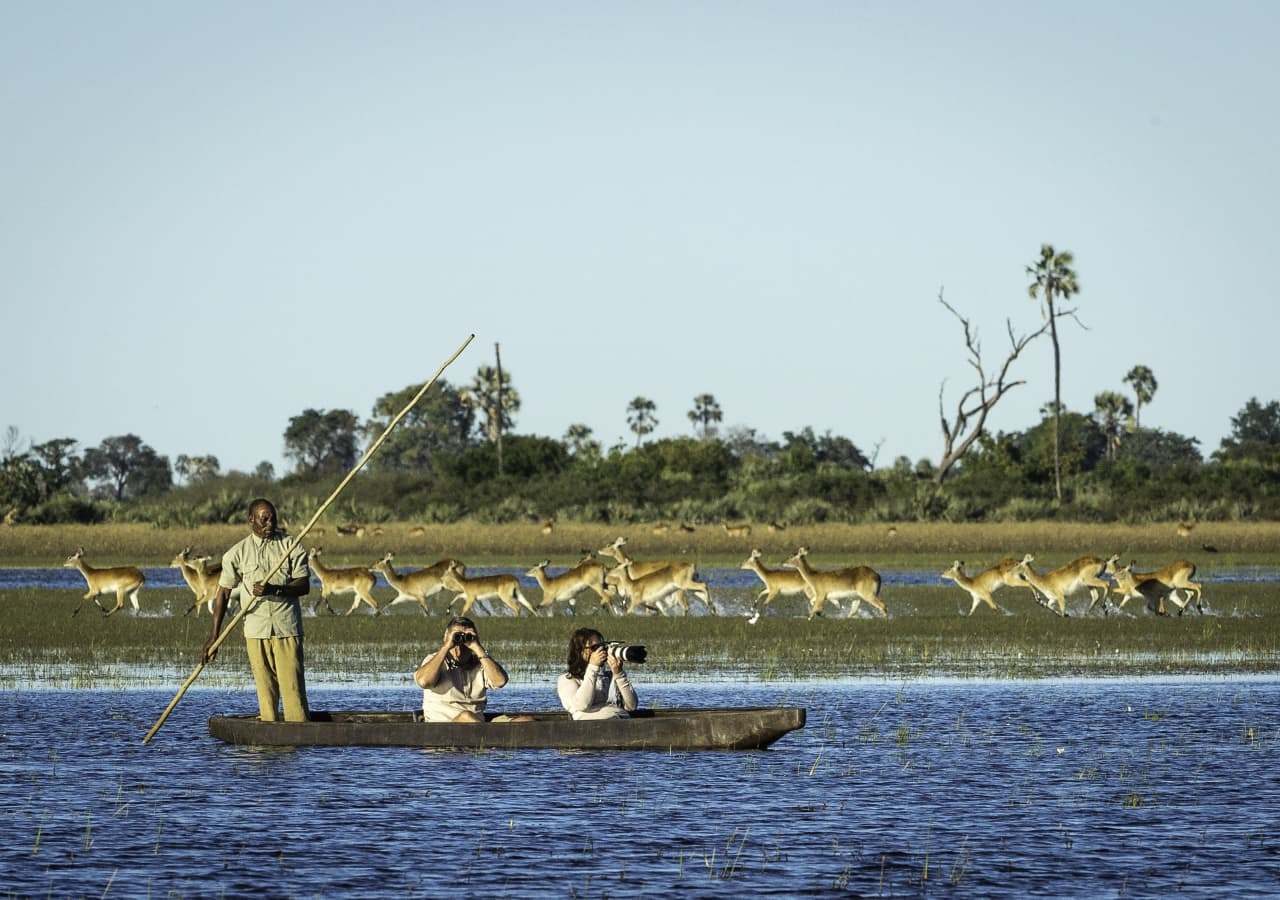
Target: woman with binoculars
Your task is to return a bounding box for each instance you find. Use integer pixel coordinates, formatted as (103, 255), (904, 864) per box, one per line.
(557, 627), (639, 720)
(415, 616), (514, 723)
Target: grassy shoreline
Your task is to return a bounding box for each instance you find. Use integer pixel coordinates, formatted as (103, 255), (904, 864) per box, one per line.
(3, 585), (1276, 688)
(2, 521), (1278, 568)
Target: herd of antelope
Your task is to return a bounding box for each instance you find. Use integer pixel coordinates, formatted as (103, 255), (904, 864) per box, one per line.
(59, 540), (1206, 620)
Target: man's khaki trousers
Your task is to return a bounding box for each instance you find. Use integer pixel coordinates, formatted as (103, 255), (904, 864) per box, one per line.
(245, 636), (310, 722)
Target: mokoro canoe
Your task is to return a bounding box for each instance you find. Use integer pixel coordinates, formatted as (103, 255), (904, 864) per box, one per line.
(209, 707), (805, 750)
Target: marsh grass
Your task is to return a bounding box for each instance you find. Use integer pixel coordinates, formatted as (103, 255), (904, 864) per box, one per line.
(1, 583), (1278, 686)
(2, 521), (1278, 567)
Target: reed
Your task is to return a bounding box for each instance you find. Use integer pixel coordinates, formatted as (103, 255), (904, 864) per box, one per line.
(2, 521), (1278, 567)
(0, 584), (1277, 684)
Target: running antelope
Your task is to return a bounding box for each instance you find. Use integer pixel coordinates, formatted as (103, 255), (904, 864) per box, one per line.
(441, 562), (538, 617)
(63, 548), (145, 617)
(722, 522), (752, 538)
(1114, 559), (1202, 614)
(784, 547), (887, 619)
(1011, 555), (1121, 617)
(526, 558), (617, 615)
(171, 547), (222, 616)
(308, 548), (380, 616)
(371, 552), (461, 615)
(940, 555), (1036, 616)
(596, 537), (712, 614)
(741, 549), (812, 623)
(612, 555), (713, 616)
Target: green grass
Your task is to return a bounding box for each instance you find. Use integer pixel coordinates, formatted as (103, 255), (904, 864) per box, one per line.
(2, 521), (1278, 567)
(1, 584), (1277, 687)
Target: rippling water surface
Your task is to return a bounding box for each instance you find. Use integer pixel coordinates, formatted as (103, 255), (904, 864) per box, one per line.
(2, 680), (1278, 897)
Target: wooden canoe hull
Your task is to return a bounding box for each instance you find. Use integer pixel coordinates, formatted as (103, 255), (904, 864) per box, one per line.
(208, 707), (805, 750)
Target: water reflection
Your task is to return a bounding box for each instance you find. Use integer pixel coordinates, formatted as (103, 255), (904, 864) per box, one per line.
(1, 681), (1277, 897)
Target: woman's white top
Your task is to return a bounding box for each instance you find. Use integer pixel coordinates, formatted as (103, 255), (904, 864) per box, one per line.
(419, 651), (491, 722)
(556, 663), (638, 720)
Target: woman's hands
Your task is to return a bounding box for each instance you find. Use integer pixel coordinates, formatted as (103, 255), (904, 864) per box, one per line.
(588, 646), (608, 668)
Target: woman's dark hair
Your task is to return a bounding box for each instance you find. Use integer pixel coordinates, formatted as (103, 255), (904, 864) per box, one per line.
(566, 628), (603, 680)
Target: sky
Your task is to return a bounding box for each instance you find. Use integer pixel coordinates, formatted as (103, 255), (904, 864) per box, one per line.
(2, 1), (1278, 473)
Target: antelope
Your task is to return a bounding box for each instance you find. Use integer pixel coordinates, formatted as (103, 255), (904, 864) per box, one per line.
(596, 537), (713, 614)
(171, 547), (222, 616)
(1176, 521), (1195, 539)
(371, 552), (461, 615)
(678, 523), (696, 533)
(886, 525), (898, 538)
(1011, 555), (1121, 617)
(612, 555), (713, 616)
(526, 558), (617, 615)
(408, 525), (427, 537)
(441, 562), (538, 617)
(651, 523), (670, 536)
(3, 507), (17, 527)
(336, 524), (365, 538)
(940, 555), (1036, 616)
(540, 518), (555, 535)
(371, 525), (385, 537)
(767, 521), (787, 533)
(63, 548), (145, 617)
(307, 548), (380, 615)
(1115, 559), (1202, 614)
(741, 549), (812, 623)
(784, 547), (886, 619)
(722, 522), (752, 538)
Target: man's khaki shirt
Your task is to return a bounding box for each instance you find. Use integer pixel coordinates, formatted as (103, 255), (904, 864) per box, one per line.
(218, 532), (309, 639)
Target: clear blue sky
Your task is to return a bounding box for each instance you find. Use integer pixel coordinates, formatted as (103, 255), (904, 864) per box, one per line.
(3, 2), (1277, 473)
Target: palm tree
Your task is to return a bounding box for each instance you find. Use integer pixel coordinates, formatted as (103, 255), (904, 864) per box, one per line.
(626, 397), (658, 447)
(1093, 391), (1133, 461)
(465, 365), (520, 443)
(1026, 244), (1080, 502)
(1123, 365), (1158, 428)
(687, 393), (723, 439)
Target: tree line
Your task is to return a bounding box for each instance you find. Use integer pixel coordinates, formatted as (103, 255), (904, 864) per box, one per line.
(3, 245), (1279, 525)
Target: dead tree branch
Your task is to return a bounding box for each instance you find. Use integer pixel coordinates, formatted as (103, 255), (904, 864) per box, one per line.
(935, 288), (1051, 483)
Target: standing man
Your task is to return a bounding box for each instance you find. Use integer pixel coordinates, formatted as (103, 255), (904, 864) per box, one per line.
(201, 499), (312, 722)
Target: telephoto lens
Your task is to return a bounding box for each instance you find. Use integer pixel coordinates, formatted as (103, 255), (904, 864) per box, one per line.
(605, 642), (647, 664)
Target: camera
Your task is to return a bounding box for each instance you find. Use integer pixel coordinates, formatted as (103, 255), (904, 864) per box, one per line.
(605, 641), (647, 664)
(452, 631), (476, 646)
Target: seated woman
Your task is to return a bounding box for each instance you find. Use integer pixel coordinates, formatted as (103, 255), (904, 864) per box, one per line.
(415, 616), (513, 723)
(556, 627), (638, 720)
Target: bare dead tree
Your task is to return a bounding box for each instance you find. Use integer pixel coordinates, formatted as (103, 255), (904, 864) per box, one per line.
(934, 289), (1056, 483)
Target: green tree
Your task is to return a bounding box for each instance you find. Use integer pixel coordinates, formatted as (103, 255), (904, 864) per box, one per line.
(1026, 243), (1080, 503)
(563, 423), (600, 459)
(1215, 397), (1280, 464)
(626, 397), (658, 447)
(82, 434), (172, 500)
(29, 438), (82, 498)
(364, 379), (475, 471)
(1123, 365), (1158, 428)
(465, 366), (520, 444)
(283, 409), (360, 477)
(175, 454), (221, 484)
(1093, 391), (1134, 461)
(687, 393), (723, 439)
(253, 460), (276, 481)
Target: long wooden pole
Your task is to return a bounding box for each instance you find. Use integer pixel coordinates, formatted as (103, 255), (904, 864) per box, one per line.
(143, 333), (475, 744)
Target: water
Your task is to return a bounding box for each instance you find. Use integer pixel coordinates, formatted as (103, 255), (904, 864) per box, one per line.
(2, 680), (1278, 896)
(7, 565), (1280, 590)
